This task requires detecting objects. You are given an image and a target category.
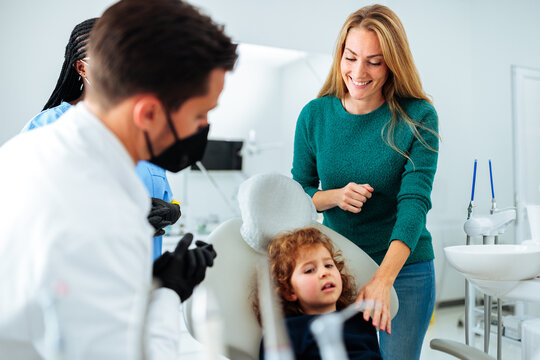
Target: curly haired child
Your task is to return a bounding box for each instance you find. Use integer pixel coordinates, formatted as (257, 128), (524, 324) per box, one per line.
(254, 226), (382, 359)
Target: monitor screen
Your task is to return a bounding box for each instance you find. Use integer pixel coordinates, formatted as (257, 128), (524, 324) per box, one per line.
(192, 140), (243, 171)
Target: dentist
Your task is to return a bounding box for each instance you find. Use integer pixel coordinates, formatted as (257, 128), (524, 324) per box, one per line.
(0, 0), (237, 359)
(21, 17), (178, 261)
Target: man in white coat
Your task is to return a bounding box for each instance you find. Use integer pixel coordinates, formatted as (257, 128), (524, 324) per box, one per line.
(0, 0), (238, 358)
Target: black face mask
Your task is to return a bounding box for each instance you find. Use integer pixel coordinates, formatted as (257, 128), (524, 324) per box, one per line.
(145, 112), (209, 173)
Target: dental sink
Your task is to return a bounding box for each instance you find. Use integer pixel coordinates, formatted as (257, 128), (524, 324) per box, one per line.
(444, 244), (540, 297)
(445, 244), (540, 281)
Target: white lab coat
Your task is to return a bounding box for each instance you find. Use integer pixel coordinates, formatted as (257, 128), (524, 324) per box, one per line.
(0, 103), (181, 359)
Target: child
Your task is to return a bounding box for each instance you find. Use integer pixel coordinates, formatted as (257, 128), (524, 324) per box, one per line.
(255, 226), (382, 360)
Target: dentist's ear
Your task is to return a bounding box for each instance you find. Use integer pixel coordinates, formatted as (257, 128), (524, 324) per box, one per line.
(132, 95), (163, 132)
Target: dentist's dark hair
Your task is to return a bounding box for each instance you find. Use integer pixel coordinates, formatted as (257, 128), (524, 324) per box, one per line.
(88, 0), (238, 112)
(42, 18), (97, 111)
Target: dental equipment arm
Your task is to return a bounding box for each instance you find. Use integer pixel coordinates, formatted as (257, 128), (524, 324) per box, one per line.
(463, 183), (515, 355)
(310, 313), (348, 360)
(257, 258), (295, 360)
(451, 160), (514, 360)
(310, 302), (371, 360)
(463, 209), (516, 241)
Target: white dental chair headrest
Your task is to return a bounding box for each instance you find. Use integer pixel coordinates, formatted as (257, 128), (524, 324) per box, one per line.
(238, 173), (317, 253)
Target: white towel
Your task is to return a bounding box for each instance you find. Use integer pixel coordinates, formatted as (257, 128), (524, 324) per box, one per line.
(237, 173), (317, 253)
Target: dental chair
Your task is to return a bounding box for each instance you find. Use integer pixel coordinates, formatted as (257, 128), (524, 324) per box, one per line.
(183, 173), (399, 360)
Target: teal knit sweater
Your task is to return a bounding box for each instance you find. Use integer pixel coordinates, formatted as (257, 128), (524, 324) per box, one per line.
(292, 96), (439, 265)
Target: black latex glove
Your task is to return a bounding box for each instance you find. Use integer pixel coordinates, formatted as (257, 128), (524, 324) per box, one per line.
(152, 233), (217, 302)
(148, 198), (181, 237)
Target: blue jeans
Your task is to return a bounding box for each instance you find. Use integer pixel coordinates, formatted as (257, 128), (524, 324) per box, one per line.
(379, 260), (435, 360)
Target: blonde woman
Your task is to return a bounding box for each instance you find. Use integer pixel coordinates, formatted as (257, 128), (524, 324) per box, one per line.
(291, 4), (438, 359)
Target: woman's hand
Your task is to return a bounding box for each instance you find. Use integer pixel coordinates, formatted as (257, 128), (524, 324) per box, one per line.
(312, 183), (373, 212)
(356, 240), (411, 334)
(356, 277), (393, 334)
(336, 182), (373, 213)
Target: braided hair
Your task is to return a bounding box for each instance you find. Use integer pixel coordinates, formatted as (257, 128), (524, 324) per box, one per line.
(42, 18), (97, 111)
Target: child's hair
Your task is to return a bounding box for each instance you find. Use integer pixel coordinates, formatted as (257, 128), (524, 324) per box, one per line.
(252, 226), (357, 321)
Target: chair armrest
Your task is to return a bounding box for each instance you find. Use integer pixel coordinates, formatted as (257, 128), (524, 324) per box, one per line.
(430, 338), (495, 360)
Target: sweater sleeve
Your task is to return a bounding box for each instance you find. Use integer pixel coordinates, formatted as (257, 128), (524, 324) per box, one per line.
(389, 105), (439, 252)
(291, 104), (320, 198)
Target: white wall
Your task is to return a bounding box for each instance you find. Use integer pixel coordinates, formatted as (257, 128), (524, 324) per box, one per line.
(0, 0), (112, 143)
(2, 0), (540, 302)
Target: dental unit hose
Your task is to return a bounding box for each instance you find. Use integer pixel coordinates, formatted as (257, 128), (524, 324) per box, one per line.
(467, 159), (478, 221)
(489, 159), (497, 214)
(258, 259), (295, 360)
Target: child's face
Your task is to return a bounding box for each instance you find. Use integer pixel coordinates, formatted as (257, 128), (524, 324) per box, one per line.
(287, 244), (343, 315)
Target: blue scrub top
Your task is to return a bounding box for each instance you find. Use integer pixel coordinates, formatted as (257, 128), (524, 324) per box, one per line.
(21, 102), (72, 131)
(22, 102), (172, 260)
(135, 160), (172, 260)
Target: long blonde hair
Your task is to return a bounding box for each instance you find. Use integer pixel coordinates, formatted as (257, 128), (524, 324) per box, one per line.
(318, 4), (438, 160)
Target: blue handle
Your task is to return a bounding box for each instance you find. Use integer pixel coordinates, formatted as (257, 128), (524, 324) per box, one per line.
(471, 159), (478, 202)
(489, 159), (495, 199)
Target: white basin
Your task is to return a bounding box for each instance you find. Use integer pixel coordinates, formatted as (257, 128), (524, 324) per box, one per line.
(444, 244), (540, 281)
(467, 279), (520, 298)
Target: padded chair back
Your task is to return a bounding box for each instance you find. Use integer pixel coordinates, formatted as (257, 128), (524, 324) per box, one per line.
(183, 218), (399, 360)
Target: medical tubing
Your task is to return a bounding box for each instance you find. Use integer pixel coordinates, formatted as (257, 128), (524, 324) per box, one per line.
(471, 159), (478, 202)
(489, 159), (495, 199)
(195, 161), (239, 216)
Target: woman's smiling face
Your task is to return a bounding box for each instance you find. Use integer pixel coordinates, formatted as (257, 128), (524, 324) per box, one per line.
(340, 27), (389, 112)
